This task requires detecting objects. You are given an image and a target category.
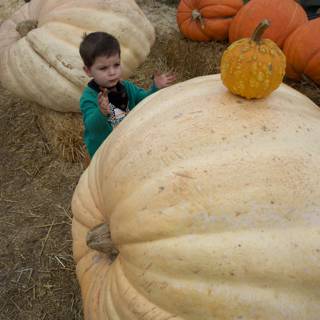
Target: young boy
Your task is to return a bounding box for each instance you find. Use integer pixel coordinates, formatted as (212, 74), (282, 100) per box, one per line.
(79, 32), (176, 158)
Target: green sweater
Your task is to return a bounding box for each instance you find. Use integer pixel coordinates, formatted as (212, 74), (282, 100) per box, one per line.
(80, 80), (158, 158)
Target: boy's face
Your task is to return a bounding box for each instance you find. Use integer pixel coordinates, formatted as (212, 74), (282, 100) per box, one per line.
(84, 53), (121, 88)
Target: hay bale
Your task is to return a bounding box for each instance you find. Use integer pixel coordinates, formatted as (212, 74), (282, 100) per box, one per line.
(32, 104), (87, 163)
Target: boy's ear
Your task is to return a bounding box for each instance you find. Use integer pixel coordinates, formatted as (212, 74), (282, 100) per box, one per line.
(83, 65), (92, 77)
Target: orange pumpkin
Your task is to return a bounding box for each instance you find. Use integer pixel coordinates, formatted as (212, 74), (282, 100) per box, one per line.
(229, 0), (308, 48)
(283, 17), (320, 85)
(177, 0), (244, 41)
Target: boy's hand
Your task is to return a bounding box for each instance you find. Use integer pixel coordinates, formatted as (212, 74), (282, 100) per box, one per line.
(153, 70), (176, 89)
(98, 88), (111, 116)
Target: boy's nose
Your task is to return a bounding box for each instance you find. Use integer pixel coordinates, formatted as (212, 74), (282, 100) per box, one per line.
(109, 67), (117, 74)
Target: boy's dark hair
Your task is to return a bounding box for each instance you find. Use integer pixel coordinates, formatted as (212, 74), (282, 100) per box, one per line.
(79, 32), (121, 68)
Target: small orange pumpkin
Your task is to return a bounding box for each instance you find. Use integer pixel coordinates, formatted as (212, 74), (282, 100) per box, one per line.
(283, 17), (320, 85)
(229, 0), (308, 48)
(221, 20), (286, 99)
(177, 0), (244, 41)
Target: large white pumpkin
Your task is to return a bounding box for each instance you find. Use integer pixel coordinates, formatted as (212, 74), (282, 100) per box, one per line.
(0, 0), (155, 112)
(72, 74), (320, 319)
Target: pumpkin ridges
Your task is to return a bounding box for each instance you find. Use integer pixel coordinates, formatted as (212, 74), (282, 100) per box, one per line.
(198, 0), (243, 8)
(177, 9), (198, 24)
(282, 25), (302, 80)
(81, 254), (112, 318)
(179, 16), (211, 41)
(177, 0), (243, 41)
(109, 259), (179, 320)
(200, 3), (242, 17)
(120, 228), (320, 290)
(72, 217), (91, 262)
(201, 18), (233, 40)
(278, 3), (300, 44)
(304, 52), (320, 84)
(180, 0), (194, 11)
(109, 147), (319, 244)
(71, 168), (107, 266)
(283, 18), (320, 84)
(229, 0), (308, 48)
(286, 35), (315, 79)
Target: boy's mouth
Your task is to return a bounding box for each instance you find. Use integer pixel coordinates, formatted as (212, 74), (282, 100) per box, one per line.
(108, 79), (118, 85)
(106, 79), (119, 89)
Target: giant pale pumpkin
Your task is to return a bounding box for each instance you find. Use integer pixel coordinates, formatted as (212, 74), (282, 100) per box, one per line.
(0, 0), (155, 112)
(283, 17), (320, 85)
(177, 0), (244, 41)
(72, 74), (320, 320)
(229, 0), (308, 48)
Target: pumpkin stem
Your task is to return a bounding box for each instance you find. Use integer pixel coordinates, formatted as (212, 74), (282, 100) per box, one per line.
(16, 19), (38, 37)
(86, 223), (119, 261)
(251, 19), (270, 43)
(191, 9), (205, 30)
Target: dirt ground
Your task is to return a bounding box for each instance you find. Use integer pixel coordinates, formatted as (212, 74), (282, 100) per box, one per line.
(1, 1), (320, 320)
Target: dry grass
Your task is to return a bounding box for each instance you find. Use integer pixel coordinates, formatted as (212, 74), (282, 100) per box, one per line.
(131, 33), (227, 84)
(0, 86), (84, 319)
(33, 105), (87, 163)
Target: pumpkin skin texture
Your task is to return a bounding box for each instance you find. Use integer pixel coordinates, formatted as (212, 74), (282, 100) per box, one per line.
(0, 0), (155, 112)
(221, 20), (286, 99)
(177, 0), (244, 41)
(283, 17), (320, 85)
(229, 0), (308, 48)
(72, 74), (320, 320)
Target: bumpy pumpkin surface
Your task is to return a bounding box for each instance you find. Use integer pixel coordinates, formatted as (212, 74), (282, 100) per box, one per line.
(72, 74), (320, 320)
(177, 0), (244, 41)
(221, 20), (286, 99)
(229, 0), (308, 48)
(0, 0), (155, 112)
(283, 17), (320, 85)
